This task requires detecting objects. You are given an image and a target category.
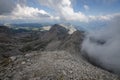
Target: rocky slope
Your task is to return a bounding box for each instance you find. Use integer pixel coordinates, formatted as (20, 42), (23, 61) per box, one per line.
(0, 24), (120, 80)
(0, 51), (119, 80)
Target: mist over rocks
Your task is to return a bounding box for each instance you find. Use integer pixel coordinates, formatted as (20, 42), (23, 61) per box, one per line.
(0, 23), (120, 80)
(81, 16), (120, 74)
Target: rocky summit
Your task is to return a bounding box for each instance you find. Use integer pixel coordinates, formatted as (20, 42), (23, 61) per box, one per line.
(0, 24), (120, 80)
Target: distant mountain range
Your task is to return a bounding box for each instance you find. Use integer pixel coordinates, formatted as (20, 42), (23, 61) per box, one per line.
(4, 23), (52, 27)
(0, 24), (84, 57)
(2, 23), (86, 31)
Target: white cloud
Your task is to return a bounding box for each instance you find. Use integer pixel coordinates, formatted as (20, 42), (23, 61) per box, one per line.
(0, 4), (59, 22)
(88, 13), (120, 21)
(38, 0), (120, 23)
(38, 0), (88, 22)
(0, 0), (119, 23)
(59, 3), (88, 21)
(84, 5), (89, 10)
(81, 15), (120, 74)
(12, 4), (50, 19)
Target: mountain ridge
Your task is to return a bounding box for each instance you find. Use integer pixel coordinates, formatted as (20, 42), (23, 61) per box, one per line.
(0, 24), (119, 80)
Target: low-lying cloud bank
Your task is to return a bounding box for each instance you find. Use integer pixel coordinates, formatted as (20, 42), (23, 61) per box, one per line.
(81, 15), (120, 74)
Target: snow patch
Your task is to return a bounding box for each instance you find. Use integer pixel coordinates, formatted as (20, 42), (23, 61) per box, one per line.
(41, 26), (51, 31)
(60, 24), (76, 34)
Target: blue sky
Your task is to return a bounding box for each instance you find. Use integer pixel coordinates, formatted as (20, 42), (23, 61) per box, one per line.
(74, 0), (120, 15)
(25, 0), (120, 15)
(0, 0), (120, 27)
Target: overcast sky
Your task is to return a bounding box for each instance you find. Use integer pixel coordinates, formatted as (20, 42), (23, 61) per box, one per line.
(0, 0), (120, 25)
